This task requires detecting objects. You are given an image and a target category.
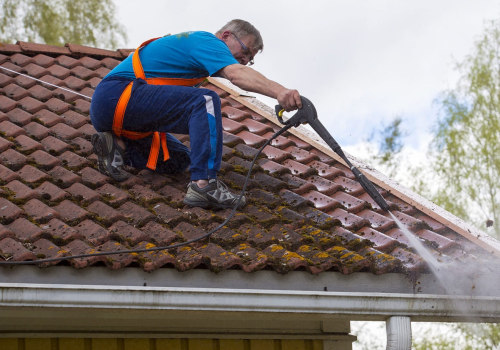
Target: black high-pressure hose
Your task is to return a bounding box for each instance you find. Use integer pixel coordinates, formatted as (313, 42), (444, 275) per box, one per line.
(0, 123), (294, 266)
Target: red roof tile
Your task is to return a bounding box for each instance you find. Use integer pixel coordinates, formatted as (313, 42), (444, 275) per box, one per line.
(0, 137), (12, 153)
(36, 181), (69, 202)
(0, 40), (498, 278)
(4, 179), (39, 202)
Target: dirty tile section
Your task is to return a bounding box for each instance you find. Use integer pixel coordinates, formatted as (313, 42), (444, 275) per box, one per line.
(0, 42), (493, 276)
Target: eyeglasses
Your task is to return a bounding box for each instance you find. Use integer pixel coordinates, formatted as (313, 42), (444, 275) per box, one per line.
(231, 32), (254, 66)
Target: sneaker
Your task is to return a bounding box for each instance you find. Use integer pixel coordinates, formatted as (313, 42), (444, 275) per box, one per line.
(183, 179), (246, 209)
(91, 132), (130, 181)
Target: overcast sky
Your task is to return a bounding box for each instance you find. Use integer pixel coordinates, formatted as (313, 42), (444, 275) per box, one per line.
(116, 0), (500, 156)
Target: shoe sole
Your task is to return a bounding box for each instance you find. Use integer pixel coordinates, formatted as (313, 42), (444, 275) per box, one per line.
(91, 133), (109, 158)
(91, 133), (110, 175)
(183, 196), (246, 210)
(183, 198), (234, 209)
(91, 133), (130, 182)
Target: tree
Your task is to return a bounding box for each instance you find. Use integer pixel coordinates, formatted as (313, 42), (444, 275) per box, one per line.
(358, 18), (500, 350)
(0, 0), (126, 49)
(412, 323), (500, 350)
(432, 19), (500, 237)
(367, 116), (407, 179)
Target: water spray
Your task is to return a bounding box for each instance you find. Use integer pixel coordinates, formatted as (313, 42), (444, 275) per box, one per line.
(275, 98), (470, 296)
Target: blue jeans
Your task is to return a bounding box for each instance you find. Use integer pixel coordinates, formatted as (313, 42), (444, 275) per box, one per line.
(90, 77), (222, 180)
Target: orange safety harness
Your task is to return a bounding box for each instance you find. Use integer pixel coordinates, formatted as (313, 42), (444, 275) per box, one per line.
(112, 37), (207, 170)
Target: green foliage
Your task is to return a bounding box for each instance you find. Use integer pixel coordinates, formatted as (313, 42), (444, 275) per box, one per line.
(432, 19), (500, 236)
(412, 323), (500, 350)
(352, 322), (500, 350)
(367, 116), (408, 179)
(0, 0), (127, 49)
(378, 117), (405, 160)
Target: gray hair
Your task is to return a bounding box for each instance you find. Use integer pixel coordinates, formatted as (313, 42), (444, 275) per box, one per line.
(216, 19), (263, 52)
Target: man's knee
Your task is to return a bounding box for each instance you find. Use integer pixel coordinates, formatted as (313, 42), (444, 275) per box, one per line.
(156, 149), (190, 174)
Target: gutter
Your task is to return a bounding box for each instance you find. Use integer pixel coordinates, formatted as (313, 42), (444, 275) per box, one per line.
(1, 283), (499, 322)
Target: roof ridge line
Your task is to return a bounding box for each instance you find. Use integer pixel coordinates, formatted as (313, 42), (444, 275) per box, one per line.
(0, 41), (133, 59)
(207, 77), (500, 258)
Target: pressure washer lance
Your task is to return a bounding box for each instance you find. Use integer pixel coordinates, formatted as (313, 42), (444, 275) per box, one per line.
(275, 96), (390, 212)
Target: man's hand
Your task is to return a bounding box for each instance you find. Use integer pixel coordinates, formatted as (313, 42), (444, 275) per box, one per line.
(277, 88), (302, 112)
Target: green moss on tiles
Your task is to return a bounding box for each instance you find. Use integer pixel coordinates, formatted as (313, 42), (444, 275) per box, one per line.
(231, 164), (248, 175)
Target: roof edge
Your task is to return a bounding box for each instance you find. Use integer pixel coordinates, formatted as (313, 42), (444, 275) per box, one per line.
(0, 41), (133, 59)
(207, 77), (500, 258)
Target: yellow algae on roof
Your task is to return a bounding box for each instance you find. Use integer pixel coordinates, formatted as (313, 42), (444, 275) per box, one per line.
(270, 244), (284, 252)
(283, 251), (304, 261)
(298, 245), (312, 253)
(314, 252), (330, 259)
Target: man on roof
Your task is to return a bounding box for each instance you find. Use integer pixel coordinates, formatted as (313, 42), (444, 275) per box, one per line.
(90, 19), (302, 210)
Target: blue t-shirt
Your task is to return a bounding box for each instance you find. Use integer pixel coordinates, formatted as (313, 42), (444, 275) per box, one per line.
(106, 31), (238, 80)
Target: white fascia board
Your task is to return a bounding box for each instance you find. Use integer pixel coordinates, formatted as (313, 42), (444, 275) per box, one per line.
(0, 283), (499, 323)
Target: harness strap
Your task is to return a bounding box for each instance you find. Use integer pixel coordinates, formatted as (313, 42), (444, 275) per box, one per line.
(112, 37), (207, 170)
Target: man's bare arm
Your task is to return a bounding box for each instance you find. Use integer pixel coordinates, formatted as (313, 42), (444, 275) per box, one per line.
(219, 64), (302, 111)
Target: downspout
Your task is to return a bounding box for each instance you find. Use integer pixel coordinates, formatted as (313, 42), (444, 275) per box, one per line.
(386, 316), (411, 350)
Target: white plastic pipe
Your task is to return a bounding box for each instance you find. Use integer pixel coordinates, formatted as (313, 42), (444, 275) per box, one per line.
(386, 316), (411, 350)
